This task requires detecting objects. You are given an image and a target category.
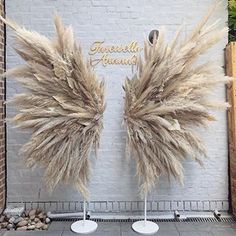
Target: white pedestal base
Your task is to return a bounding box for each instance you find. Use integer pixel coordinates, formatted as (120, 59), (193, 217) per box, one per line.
(132, 220), (159, 235)
(71, 220), (98, 234)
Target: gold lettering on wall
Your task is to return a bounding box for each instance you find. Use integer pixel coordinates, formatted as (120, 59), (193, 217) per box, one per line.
(89, 41), (142, 66)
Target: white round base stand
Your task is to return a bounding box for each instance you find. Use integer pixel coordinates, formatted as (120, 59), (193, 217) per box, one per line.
(71, 220), (98, 234)
(132, 220), (159, 235)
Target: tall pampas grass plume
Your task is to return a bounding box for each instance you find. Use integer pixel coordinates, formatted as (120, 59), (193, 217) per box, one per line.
(123, 2), (231, 197)
(1, 15), (105, 199)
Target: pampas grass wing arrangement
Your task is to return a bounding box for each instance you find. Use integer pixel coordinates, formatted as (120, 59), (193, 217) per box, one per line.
(1, 15), (105, 199)
(123, 3), (231, 197)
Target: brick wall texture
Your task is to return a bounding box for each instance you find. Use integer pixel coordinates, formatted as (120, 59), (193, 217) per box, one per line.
(0, 0), (5, 211)
(5, 0), (229, 211)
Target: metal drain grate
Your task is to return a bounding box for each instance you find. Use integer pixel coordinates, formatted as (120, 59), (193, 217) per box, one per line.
(179, 217), (235, 223)
(53, 217), (236, 223)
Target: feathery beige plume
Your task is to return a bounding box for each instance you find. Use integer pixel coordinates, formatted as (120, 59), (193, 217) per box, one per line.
(123, 2), (231, 197)
(1, 15), (105, 199)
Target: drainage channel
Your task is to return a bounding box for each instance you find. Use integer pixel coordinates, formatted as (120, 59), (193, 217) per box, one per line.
(52, 217), (236, 223)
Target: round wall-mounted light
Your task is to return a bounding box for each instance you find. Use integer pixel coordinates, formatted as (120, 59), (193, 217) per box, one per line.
(148, 29), (159, 45)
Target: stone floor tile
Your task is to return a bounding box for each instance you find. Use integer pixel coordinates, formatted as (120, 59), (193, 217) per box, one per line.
(120, 222), (133, 232)
(157, 222), (178, 231)
(121, 222), (179, 236)
(96, 222), (121, 232)
(190, 223), (219, 231)
(121, 222), (177, 233)
(59, 222), (72, 231)
(175, 222), (198, 231)
(62, 221), (121, 236)
(1, 231), (63, 236)
(121, 230), (179, 236)
(62, 230), (120, 236)
(211, 228), (236, 236)
(49, 222), (67, 231)
(62, 221), (120, 232)
(230, 222), (236, 230)
(179, 231), (214, 236)
(195, 222), (236, 232)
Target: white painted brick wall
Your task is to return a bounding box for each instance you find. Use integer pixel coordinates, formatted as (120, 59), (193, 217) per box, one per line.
(6, 0), (229, 209)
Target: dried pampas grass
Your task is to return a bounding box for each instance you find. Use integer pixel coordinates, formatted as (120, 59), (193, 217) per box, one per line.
(123, 3), (231, 197)
(1, 15), (105, 199)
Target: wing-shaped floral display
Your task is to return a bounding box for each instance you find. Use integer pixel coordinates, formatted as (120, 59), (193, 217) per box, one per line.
(123, 4), (230, 197)
(1, 15), (105, 199)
